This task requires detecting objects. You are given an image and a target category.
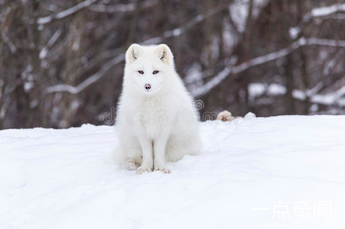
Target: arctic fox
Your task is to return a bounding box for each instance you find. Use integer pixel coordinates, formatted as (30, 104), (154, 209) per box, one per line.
(116, 44), (201, 174)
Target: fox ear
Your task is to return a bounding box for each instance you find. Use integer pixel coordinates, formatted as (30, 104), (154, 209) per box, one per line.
(126, 44), (143, 64)
(154, 44), (173, 65)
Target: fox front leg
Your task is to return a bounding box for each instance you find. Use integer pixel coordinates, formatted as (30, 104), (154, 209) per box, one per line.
(153, 128), (170, 174)
(136, 134), (153, 175)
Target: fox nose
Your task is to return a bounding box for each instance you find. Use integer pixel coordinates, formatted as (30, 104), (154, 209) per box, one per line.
(145, 84), (151, 90)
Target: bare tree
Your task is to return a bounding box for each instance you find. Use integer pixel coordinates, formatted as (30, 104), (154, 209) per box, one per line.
(1, 0), (345, 128)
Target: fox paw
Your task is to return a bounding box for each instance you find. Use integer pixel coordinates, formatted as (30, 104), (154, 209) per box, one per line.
(126, 160), (140, 170)
(136, 166), (152, 175)
(154, 167), (170, 174)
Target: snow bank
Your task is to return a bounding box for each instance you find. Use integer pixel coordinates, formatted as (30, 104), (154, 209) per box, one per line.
(1, 116), (345, 228)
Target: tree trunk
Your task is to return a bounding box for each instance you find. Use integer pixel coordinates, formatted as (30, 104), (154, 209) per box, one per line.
(59, 7), (85, 127)
(127, 0), (141, 47)
(283, 0), (296, 115)
(241, 0), (254, 114)
(298, 0), (312, 114)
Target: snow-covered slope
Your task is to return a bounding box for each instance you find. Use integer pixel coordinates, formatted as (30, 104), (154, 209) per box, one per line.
(1, 116), (345, 229)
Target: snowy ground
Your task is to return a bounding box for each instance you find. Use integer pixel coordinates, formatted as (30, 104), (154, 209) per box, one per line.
(1, 115), (345, 229)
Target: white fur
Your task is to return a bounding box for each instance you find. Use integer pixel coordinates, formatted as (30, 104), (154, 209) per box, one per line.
(115, 44), (201, 174)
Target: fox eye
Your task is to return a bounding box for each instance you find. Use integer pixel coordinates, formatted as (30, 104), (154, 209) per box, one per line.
(138, 71), (144, 74)
(153, 70), (159, 74)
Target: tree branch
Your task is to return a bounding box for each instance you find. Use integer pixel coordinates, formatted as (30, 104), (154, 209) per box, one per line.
(45, 54), (124, 94)
(37, 0), (98, 25)
(191, 37), (345, 98)
(310, 3), (345, 18)
(249, 83), (345, 107)
(88, 0), (158, 13)
(290, 3), (345, 39)
(44, 5), (225, 94)
(142, 5), (224, 44)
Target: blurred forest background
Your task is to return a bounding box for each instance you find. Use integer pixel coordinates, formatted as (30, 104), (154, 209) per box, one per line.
(1, 0), (345, 129)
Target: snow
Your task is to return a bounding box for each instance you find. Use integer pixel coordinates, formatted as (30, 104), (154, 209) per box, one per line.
(39, 48), (48, 60)
(229, 0), (249, 33)
(248, 83), (266, 99)
(248, 83), (287, 100)
(289, 27), (300, 39)
(1, 116), (345, 228)
(267, 83), (286, 95)
(311, 3), (345, 18)
(248, 83), (345, 107)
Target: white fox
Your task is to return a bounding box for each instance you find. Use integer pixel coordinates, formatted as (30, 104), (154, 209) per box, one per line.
(116, 44), (201, 174)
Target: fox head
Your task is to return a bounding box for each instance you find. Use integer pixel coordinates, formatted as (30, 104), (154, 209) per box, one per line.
(124, 44), (175, 95)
